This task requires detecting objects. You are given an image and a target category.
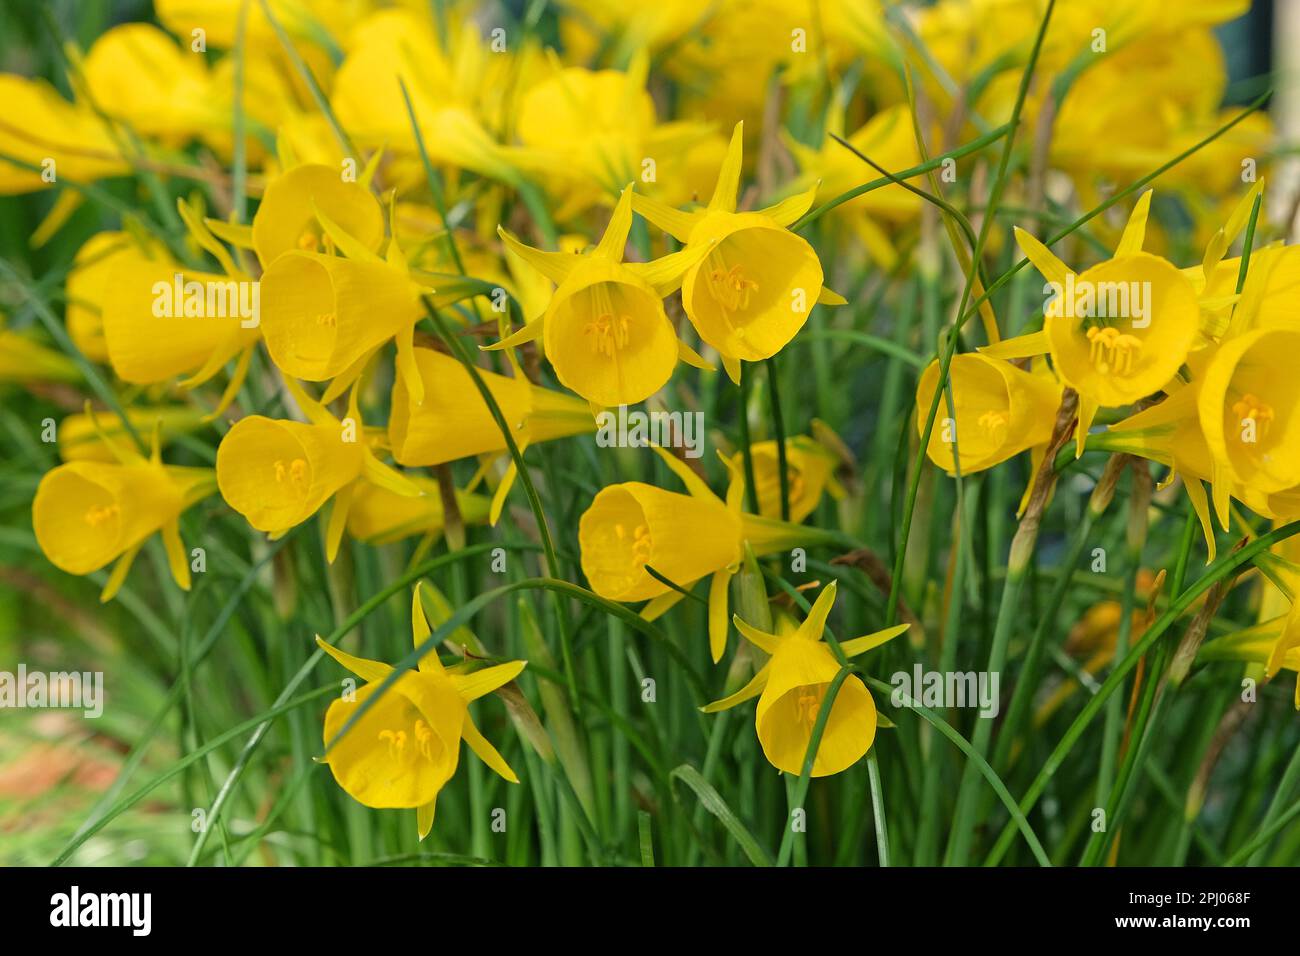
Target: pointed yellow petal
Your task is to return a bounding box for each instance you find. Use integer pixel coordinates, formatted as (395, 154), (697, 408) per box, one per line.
(99, 543), (142, 603)
(1182, 475), (1217, 564)
(701, 661), (771, 713)
(417, 798), (437, 840)
(1075, 394), (1100, 458)
(651, 444), (721, 504)
(722, 354), (742, 384)
(462, 712), (519, 783)
(759, 183), (818, 228)
(594, 185), (635, 261)
(708, 568), (732, 663)
(733, 614), (781, 654)
(817, 287), (847, 306)
(161, 518), (191, 591)
(497, 227), (579, 284)
(453, 660), (527, 701)
(1014, 227), (1072, 289)
(631, 191), (699, 243)
(840, 623), (910, 657)
(315, 634), (392, 683)
(1114, 190), (1153, 258)
(677, 339), (715, 371)
(708, 121), (744, 213)
(325, 481), (355, 564)
(483, 316), (546, 352)
(978, 330), (1050, 361)
(798, 581), (838, 641)
(641, 589), (686, 621)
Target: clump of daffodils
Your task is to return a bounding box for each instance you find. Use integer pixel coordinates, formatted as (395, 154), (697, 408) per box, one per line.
(8, 0), (1300, 869)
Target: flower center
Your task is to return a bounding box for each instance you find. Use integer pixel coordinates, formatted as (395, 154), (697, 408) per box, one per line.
(297, 228), (335, 255)
(1086, 325), (1142, 375)
(1232, 393), (1274, 442)
(614, 521), (653, 571)
(274, 458), (309, 486)
(796, 686), (825, 726)
(84, 503), (119, 527)
(315, 312), (337, 327)
(978, 410), (1009, 436)
(378, 719), (441, 763)
(585, 312), (631, 358)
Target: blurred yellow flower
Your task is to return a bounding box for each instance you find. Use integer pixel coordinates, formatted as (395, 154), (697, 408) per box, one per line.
(32, 418), (216, 601)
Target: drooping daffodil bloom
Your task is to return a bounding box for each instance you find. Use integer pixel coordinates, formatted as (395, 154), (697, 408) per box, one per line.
(702, 582), (908, 776)
(216, 377), (421, 561)
(631, 121), (847, 382)
(981, 190), (1200, 453)
(316, 584), (526, 839)
(33, 413), (217, 601)
(488, 185), (717, 408)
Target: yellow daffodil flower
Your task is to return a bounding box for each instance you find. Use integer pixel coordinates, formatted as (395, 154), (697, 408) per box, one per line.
(66, 231), (169, 364)
(347, 474), (491, 549)
(0, 74), (126, 194)
(390, 346), (593, 522)
(728, 433), (846, 523)
(702, 582), (908, 776)
(32, 415), (216, 601)
(58, 405), (205, 462)
(917, 353), (1064, 476)
(216, 378), (421, 561)
(0, 322), (79, 385)
(488, 185), (716, 407)
(251, 163), (385, 270)
(982, 191), (1200, 453)
(259, 195), (435, 404)
(580, 446), (820, 661)
(631, 122), (846, 381)
(316, 584), (526, 839)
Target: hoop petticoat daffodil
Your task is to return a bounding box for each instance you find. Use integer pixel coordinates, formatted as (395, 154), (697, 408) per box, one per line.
(389, 346), (594, 523)
(259, 196), (436, 406)
(102, 198), (260, 419)
(579, 445), (830, 662)
(487, 184), (718, 408)
(32, 412), (217, 602)
(916, 353), (1063, 499)
(249, 162), (386, 270)
(630, 121), (846, 382)
(727, 431), (847, 523)
(216, 377), (422, 562)
(702, 582), (909, 776)
(347, 473), (491, 557)
(981, 190), (1200, 454)
(316, 584), (526, 839)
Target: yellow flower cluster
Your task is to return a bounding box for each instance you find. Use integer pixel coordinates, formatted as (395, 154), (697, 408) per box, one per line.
(4, 0), (1290, 849)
